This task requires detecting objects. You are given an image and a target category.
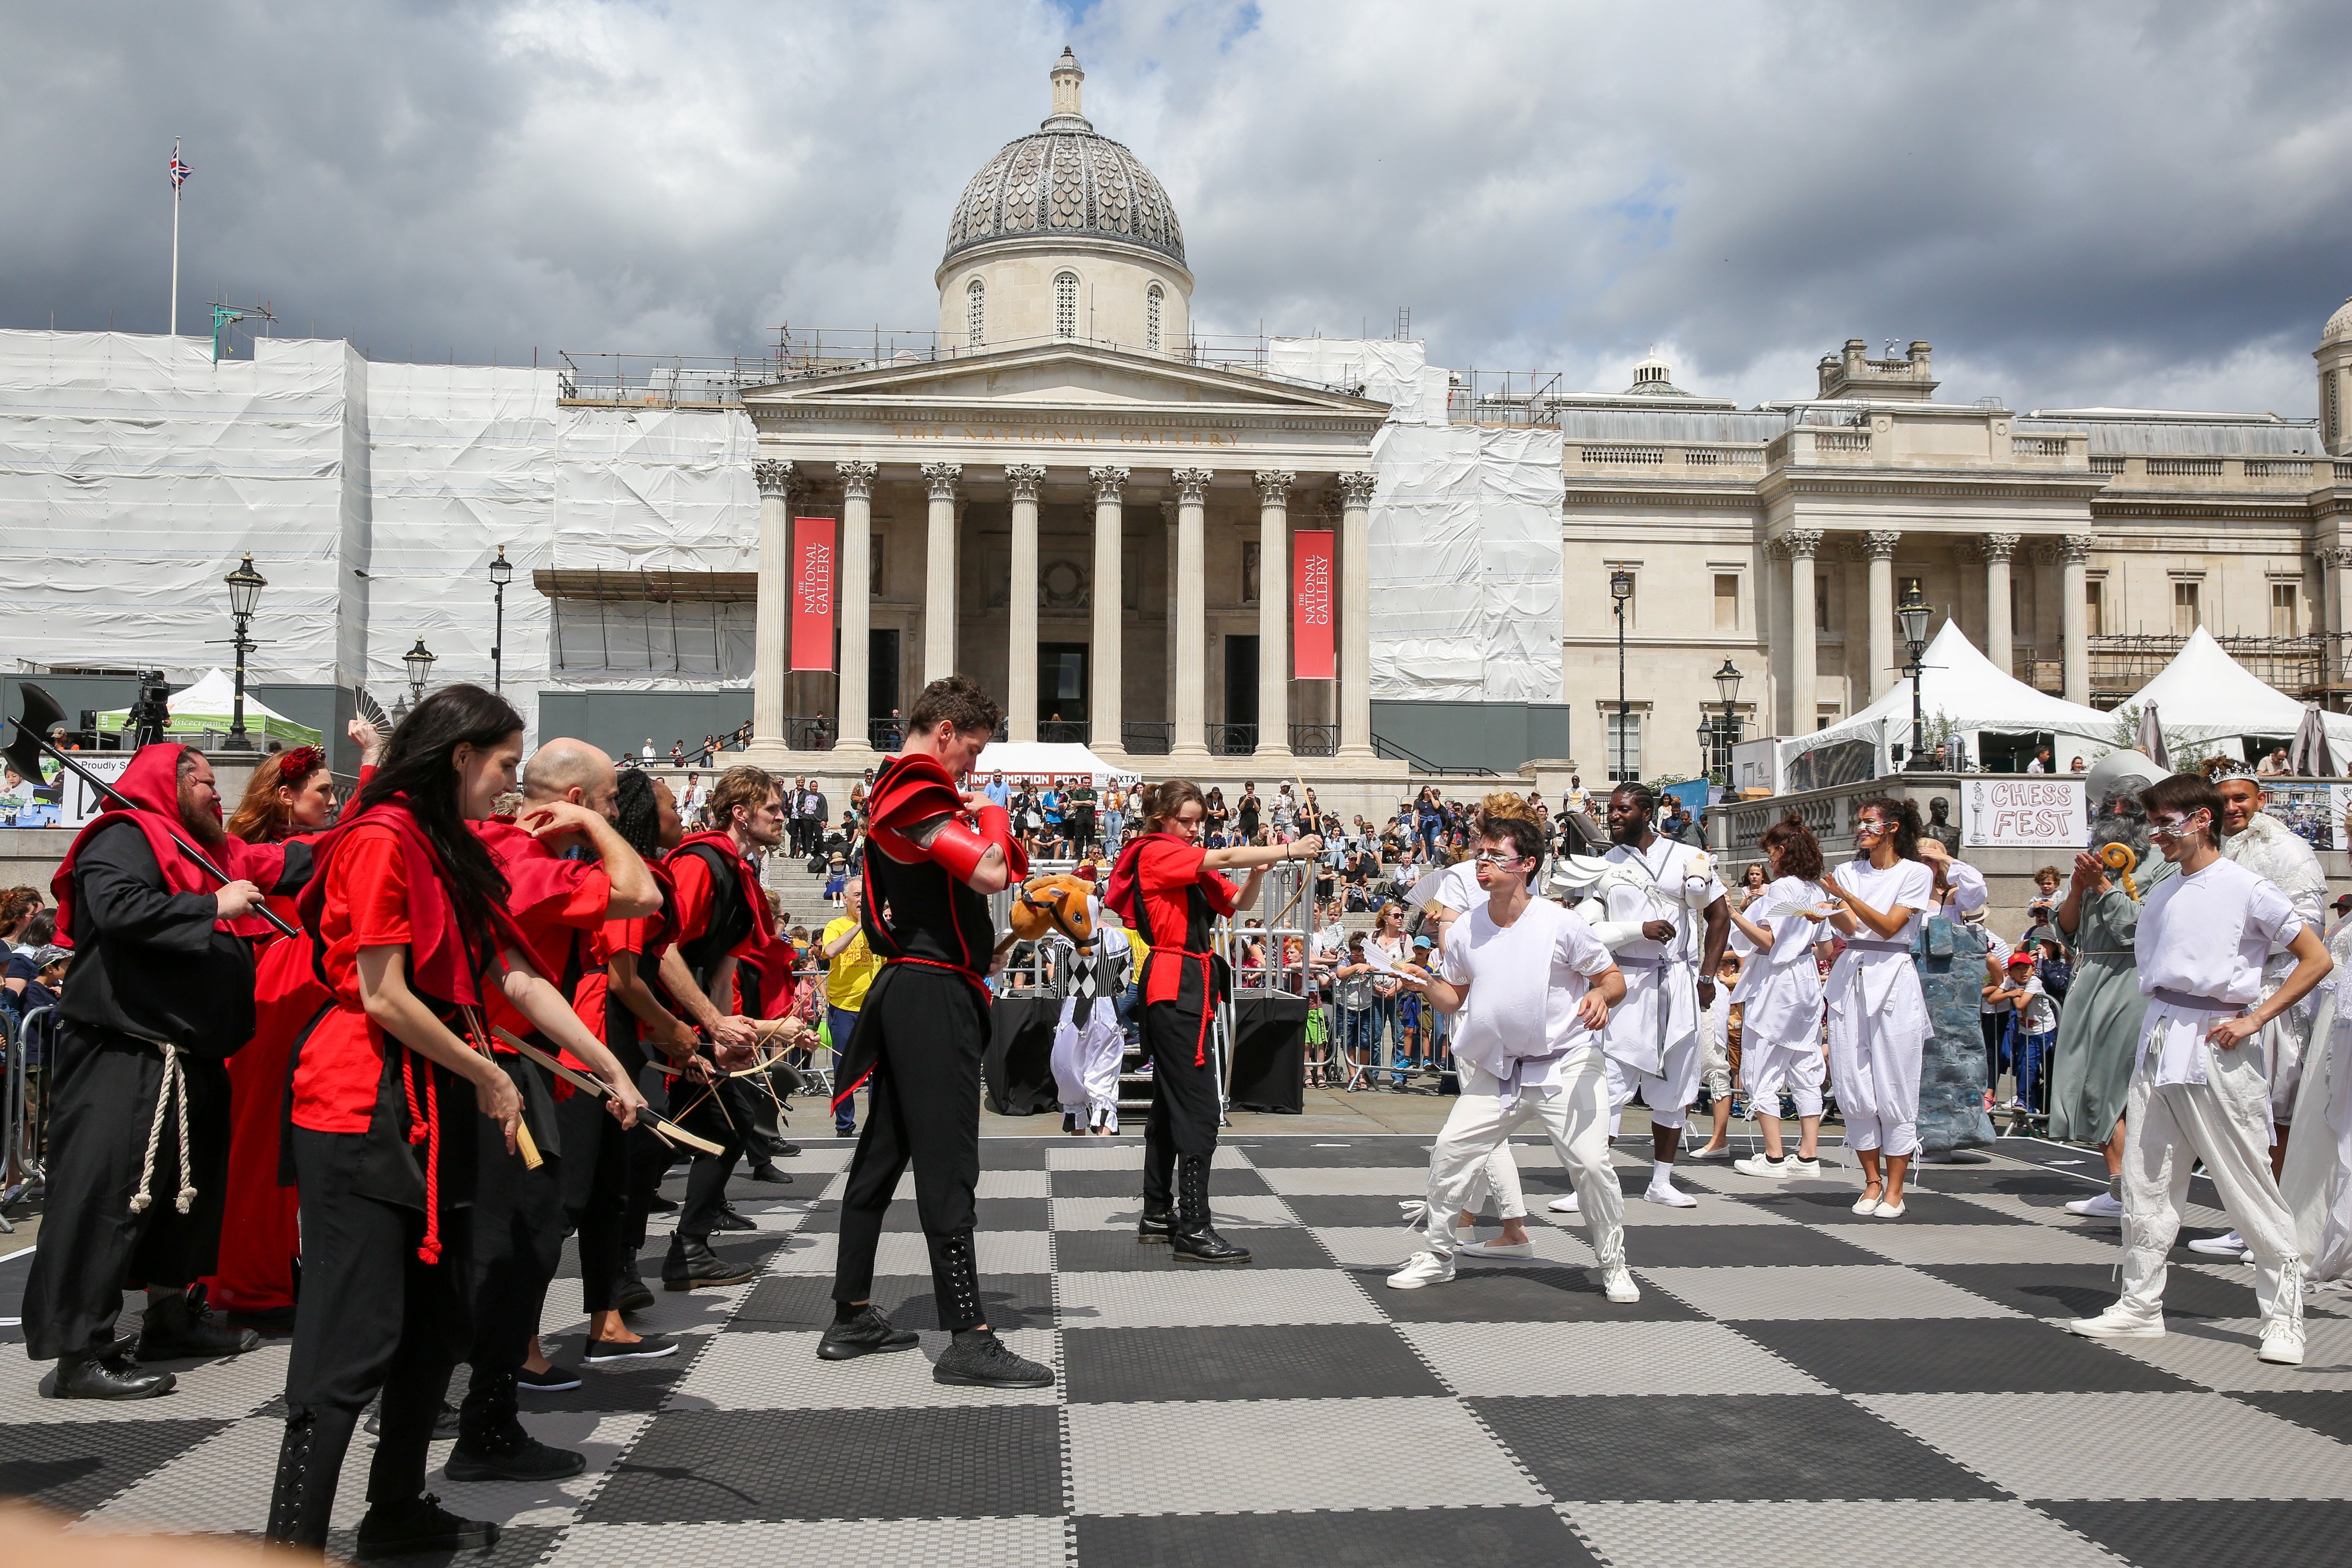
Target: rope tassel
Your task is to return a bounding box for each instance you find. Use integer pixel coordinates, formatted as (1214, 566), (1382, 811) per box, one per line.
(131, 1039), (196, 1215)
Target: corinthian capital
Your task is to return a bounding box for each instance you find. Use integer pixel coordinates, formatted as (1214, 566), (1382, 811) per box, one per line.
(752, 458), (794, 497)
(1253, 470), (1294, 507)
(2059, 533), (2094, 566)
(836, 459), (877, 500)
(1088, 465), (1130, 502)
(1980, 532), (2022, 563)
(1862, 530), (1902, 560)
(1782, 529), (1824, 559)
(1172, 467), (1214, 504)
(921, 462), (962, 501)
(1337, 471), (1377, 507)
(1005, 463), (1047, 503)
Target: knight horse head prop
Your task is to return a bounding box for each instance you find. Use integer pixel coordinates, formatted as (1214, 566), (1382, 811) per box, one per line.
(1011, 872), (1095, 944)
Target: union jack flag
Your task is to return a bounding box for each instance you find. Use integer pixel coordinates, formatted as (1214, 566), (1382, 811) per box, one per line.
(169, 140), (191, 188)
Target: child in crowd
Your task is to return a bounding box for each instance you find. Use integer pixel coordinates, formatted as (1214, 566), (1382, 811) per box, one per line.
(1990, 950), (2059, 1112)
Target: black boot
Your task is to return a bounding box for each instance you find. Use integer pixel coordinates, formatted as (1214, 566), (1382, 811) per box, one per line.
(138, 1288), (261, 1359)
(1137, 1203), (1174, 1244)
(263, 1405), (360, 1551)
(817, 1303), (920, 1361)
(353, 1495), (498, 1560)
(1171, 1154), (1250, 1265)
(711, 1200), (757, 1232)
(41, 1344), (175, 1401)
(614, 1256), (656, 1313)
(663, 1233), (754, 1290)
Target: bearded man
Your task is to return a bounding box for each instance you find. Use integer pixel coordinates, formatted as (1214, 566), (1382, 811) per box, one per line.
(22, 745), (310, 1398)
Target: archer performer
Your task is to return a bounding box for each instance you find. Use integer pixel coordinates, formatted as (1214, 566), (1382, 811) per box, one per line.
(22, 744), (309, 1400)
(1103, 780), (1321, 1265)
(818, 675), (1051, 1389)
(261, 687), (645, 1559)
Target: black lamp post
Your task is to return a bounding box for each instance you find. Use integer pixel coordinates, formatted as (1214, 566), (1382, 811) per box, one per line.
(1710, 657), (1742, 779)
(403, 636), (438, 710)
(487, 546), (513, 693)
(222, 553), (267, 750)
(1897, 584), (1932, 771)
(1611, 570), (1635, 780)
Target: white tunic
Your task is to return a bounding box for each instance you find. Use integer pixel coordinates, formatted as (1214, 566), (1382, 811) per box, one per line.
(2220, 812), (2330, 1116)
(1730, 875), (1828, 1048)
(1439, 898), (1615, 1104)
(1579, 838), (1725, 1075)
(1824, 857), (1935, 1125)
(2134, 857), (2303, 1088)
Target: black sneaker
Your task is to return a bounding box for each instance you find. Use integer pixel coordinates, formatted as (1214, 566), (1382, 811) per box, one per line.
(353, 1493), (499, 1560)
(582, 1332), (678, 1363)
(817, 1306), (919, 1362)
(516, 1362), (583, 1392)
(647, 1191), (679, 1213)
(663, 1236), (755, 1290)
(138, 1292), (262, 1359)
(933, 1330), (1054, 1389)
(747, 1165), (793, 1185)
(771, 1141), (801, 1158)
(711, 1205), (758, 1232)
(443, 1432), (587, 1483)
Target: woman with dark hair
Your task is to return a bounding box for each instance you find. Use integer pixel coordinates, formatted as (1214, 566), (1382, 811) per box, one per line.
(1104, 778), (1321, 1263)
(1724, 816), (1833, 1179)
(1818, 796), (1936, 1216)
(263, 686), (646, 1557)
(1728, 862), (1769, 961)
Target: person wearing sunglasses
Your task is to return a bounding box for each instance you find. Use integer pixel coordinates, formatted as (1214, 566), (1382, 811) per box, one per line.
(2069, 773), (2327, 1367)
(1382, 798), (1635, 1299)
(1816, 796), (1936, 1216)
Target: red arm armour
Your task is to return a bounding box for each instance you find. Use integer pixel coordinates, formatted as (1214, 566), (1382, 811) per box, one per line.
(925, 803), (1028, 885)
(866, 755), (1028, 886)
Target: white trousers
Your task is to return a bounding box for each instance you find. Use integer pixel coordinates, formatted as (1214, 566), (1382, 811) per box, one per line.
(2117, 1043), (2303, 1328)
(1422, 1052), (1622, 1268)
(1052, 995), (1124, 1132)
(1742, 1039), (1825, 1118)
(1605, 1032), (1703, 1130)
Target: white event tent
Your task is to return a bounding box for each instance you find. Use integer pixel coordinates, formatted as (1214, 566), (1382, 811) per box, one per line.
(95, 667), (323, 747)
(2122, 626), (2352, 756)
(971, 741), (1140, 788)
(1776, 620), (2116, 780)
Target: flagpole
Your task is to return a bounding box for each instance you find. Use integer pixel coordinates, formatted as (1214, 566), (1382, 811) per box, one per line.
(169, 136), (181, 338)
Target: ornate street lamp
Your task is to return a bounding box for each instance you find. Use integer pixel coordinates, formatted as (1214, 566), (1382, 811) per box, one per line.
(222, 553), (267, 750)
(1709, 657), (1742, 780)
(403, 636), (438, 707)
(1898, 585), (1932, 771)
(487, 545), (513, 693)
(1611, 570), (1635, 780)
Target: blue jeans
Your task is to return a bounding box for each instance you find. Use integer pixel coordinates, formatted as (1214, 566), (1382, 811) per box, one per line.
(1339, 1007), (1377, 1075)
(827, 1004), (861, 1134)
(2002, 1017), (2052, 1110)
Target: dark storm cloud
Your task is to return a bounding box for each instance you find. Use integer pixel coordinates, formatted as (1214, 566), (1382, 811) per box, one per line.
(6, 1), (2347, 413)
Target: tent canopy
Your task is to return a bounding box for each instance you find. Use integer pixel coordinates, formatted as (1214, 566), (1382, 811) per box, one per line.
(1778, 621), (2116, 778)
(2123, 626), (2352, 751)
(95, 667), (323, 747)
(971, 741), (1140, 788)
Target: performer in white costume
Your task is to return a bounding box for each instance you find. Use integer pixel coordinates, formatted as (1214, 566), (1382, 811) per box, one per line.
(1555, 784), (1729, 1208)
(2279, 890), (2352, 1290)
(1385, 800), (1633, 1298)
(1723, 814), (1833, 1182)
(1047, 891), (1132, 1135)
(1819, 797), (1937, 1218)
(2070, 772), (2329, 1366)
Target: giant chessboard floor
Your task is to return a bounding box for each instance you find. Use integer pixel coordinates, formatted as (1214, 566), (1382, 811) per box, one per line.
(5, 1135), (2352, 1567)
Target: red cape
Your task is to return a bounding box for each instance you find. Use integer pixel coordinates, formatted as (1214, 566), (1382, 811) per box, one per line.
(669, 829), (777, 952)
(1102, 831), (1180, 927)
(50, 743), (289, 945)
(295, 795), (530, 1007)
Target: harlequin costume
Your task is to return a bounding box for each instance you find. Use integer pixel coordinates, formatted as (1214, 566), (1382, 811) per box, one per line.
(22, 744), (306, 1396)
(1104, 831), (1249, 1263)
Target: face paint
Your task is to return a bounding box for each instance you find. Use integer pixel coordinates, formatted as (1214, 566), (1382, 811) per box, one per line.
(2147, 808), (2210, 842)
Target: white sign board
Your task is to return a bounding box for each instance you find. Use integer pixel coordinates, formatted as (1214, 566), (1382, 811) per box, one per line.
(2, 753), (136, 830)
(1962, 777), (2087, 849)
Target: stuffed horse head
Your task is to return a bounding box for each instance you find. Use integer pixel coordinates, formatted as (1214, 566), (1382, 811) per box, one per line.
(1011, 872), (1095, 943)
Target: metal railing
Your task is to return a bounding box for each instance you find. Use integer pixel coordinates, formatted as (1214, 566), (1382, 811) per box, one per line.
(1209, 723), (1258, 757)
(1371, 733), (1499, 777)
(1289, 723), (1338, 757)
(2, 1005), (52, 1231)
(1122, 721), (1174, 756)
(868, 718), (906, 751)
(1038, 719), (1091, 745)
(787, 716), (834, 751)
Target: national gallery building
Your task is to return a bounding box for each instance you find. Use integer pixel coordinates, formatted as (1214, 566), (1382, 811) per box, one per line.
(4, 48), (2351, 817)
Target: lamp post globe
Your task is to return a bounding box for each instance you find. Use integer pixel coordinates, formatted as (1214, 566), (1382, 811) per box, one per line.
(222, 553), (268, 749)
(402, 636), (438, 705)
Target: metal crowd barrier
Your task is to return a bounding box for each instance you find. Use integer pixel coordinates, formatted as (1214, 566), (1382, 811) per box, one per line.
(2, 1004), (53, 1232)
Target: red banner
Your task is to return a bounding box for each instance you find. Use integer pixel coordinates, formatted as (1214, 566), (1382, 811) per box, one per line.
(790, 516), (836, 671)
(1292, 529), (1335, 680)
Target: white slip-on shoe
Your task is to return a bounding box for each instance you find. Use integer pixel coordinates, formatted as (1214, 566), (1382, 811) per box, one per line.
(1548, 1193), (1581, 1213)
(1732, 1155), (1791, 1179)
(1872, 1199), (1907, 1219)
(1852, 1190), (1885, 1215)
(1385, 1251), (1456, 1290)
(2188, 1230), (2246, 1256)
(1686, 1143), (1735, 1162)
(2259, 1322), (2307, 1366)
(2063, 1192), (2125, 1218)
(1643, 1185), (1699, 1208)
(1600, 1264), (1641, 1303)
(1457, 1236), (1536, 1259)
(2068, 1306), (2165, 1340)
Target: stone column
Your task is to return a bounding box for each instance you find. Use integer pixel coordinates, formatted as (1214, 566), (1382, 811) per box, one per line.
(1089, 466), (1128, 755)
(2329, 546), (2352, 689)
(1863, 530), (1900, 700)
(1161, 497), (1179, 744)
(1338, 471), (1377, 758)
(1761, 539), (1788, 733)
(836, 462), (877, 755)
(750, 459), (794, 754)
(1785, 530), (1822, 735)
(1980, 533), (2020, 676)
(2062, 533), (2095, 705)
(1254, 470), (1294, 760)
(1170, 467), (1214, 759)
(920, 462), (961, 685)
(1003, 464), (1045, 743)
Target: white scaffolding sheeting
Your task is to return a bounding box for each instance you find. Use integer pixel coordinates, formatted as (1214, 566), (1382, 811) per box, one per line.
(0, 330), (355, 683)
(1262, 338), (1563, 703)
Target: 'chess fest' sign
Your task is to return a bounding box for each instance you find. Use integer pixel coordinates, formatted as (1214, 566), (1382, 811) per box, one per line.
(1960, 778), (2086, 849)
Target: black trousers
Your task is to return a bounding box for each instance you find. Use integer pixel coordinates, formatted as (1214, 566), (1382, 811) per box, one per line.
(832, 965), (985, 1328)
(661, 1063), (744, 1239)
(21, 1022), (230, 1360)
(285, 1127), (472, 1505)
(733, 1074), (781, 1172)
(1142, 1000), (1221, 1212)
(556, 1076), (630, 1313)
(459, 1056), (564, 1443)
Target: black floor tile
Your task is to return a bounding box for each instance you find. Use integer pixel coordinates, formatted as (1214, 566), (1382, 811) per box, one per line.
(977, 1141), (1053, 1170)
(521, 1332), (710, 1413)
(1063, 1323), (1448, 1403)
(1075, 1507), (1602, 1567)
(1622, 1224), (1886, 1269)
(1054, 1226), (1335, 1272)
(0, 1417), (228, 1516)
(2039, 1500), (2352, 1568)
(877, 1196), (1049, 1232)
(2224, 1390), (2352, 1445)
(730, 1272), (1054, 1333)
(1238, 1139), (1435, 1168)
(1897, 1168), (2103, 1198)
(1472, 1392), (2004, 1502)
(1051, 1166), (1273, 1199)
(1730, 1189), (2028, 1226)
(324, 1520), (562, 1568)
(586, 1406), (1064, 1522)
(1287, 1193), (1440, 1228)
(1352, 1266), (1705, 1324)
(1730, 1316), (2204, 1395)
(1920, 1262), (2260, 1323)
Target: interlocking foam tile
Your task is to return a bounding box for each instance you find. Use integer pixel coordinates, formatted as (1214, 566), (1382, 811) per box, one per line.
(0, 1341), (285, 1425)
(879, 1196), (1050, 1232)
(1061, 1322), (1447, 1403)
(1234, 1139), (1436, 1168)
(1816, 1221), (2124, 1266)
(1049, 1193), (1297, 1231)
(1612, 1222), (1886, 1269)
(670, 1328), (1060, 1410)
(2223, 1388), (2352, 1444)
(1638, 1264), (2024, 1322)
(1253, 1164), (1434, 1196)
(766, 1227), (1053, 1278)
(519, 1333), (710, 1415)
(2037, 1498), (2352, 1568)
(974, 1168), (1053, 1198)
(1050, 1166), (1273, 1199)
(1051, 1225), (1337, 1272)
(1075, 1506), (1601, 1567)
(1728, 1315), (2204, 1396)
(2089, 1314), (2352, 1393)
(1401, 1320), (1830, 1398)
(1045, 1143), (1252, 1171)
(1359, 1263), (1706, 1326)
(1857, 1389), (2352, 1499)
(1567, 1498), (2129, 1568)
(1056, 1268), (1385, 1330)
(544, 1516), (1073, 1568)
(1916, 1262), (2255, 1325)
(730, 1273), (1054, 1334)
(0, 1416), (230, 1518)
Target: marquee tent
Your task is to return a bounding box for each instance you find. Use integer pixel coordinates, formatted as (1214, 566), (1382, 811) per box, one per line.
(971, 741), (1141, 788)
(95, 667), (323, 747)
(2122, 626), (2352, 754)
(1776, 620), (2116, 781)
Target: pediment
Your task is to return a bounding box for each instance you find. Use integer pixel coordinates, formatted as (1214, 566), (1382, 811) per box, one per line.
(744, 342), (1386, 417)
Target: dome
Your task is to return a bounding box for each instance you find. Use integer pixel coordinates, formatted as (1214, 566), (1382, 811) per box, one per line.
(1622, 349), (1692, 398)
(2327, 295), (2352, 345)
(943, 49), (1185, 268)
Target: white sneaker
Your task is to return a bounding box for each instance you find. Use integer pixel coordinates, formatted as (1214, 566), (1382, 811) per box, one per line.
(1458, 1236), (1536, 1259)
(1385, 1251), (1456, 1290)
(1643, 1184), (1699, 1208)
(1600, 1264), (1641, 1303)
(2188, 1231), (2247, 1256)
(1686, 1142), (1735, 1162)
(1784, 1155), (1822, 1177)
(2063, 1192), (2124, 1219)
(2068, 1306), (2165, 1340)
(1733, 1154), (1792, 1179)
(1548, 1193), (1581, 1214)
(2259, 1322), (2306, 1366)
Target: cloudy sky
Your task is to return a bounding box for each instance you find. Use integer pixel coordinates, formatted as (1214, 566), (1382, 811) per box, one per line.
(8, 0), (2349, 415)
